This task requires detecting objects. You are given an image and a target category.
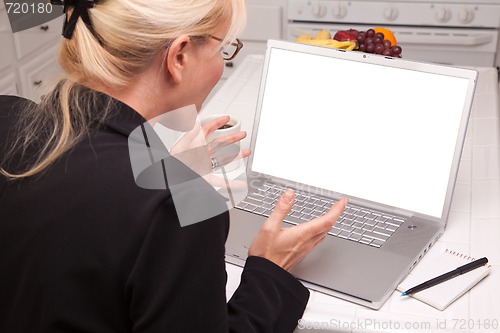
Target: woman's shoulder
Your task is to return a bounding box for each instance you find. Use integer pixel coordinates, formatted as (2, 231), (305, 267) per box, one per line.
(0, 95), (34, 151)
(0, 95), (35, 116)
(0, 94), (35, 106)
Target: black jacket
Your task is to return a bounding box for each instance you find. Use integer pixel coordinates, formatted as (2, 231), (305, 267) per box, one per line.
(0, 93), (309, 333)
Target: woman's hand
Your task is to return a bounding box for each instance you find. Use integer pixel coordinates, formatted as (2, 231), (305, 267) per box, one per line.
(169, 115), (250, 179)
(202, 115), (251, 169)
(248, 189), (348, 271)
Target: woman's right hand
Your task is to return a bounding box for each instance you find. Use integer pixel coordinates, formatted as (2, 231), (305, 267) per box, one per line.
(248, 189), (348, 271)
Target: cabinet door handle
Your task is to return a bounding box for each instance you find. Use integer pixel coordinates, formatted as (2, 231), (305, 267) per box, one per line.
(40, 25), (49, 31)
(33, 80), (43, 87)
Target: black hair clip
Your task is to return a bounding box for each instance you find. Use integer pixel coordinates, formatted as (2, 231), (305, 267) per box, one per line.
(50, 0), (102, 45)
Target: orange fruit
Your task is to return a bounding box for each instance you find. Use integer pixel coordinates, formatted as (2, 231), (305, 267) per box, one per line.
(374, 27), (397, 46)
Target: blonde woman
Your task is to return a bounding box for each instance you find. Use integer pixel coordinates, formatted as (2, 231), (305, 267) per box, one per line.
(0, 0), (346, 331)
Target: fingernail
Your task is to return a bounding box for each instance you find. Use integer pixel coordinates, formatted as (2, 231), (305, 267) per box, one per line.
(282, 189), (294, 203)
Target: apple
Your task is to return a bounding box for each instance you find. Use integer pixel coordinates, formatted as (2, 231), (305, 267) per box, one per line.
(347, 29), (359, 38)
(333, 30), (356, 41)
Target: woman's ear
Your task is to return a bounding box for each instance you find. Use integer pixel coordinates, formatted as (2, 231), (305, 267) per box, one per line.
(165, 35), (191, 84)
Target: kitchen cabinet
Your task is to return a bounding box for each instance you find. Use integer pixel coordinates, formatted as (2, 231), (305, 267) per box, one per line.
(13, 15), (63, 60)
(0, 18), (15, 72)
(2, 1), (287, 102)
(0, 72), (17, 95)
(0, 6), (62, 102)
(19, 44), (60, 102)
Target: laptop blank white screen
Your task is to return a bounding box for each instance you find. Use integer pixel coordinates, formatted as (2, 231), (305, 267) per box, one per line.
(251, 48), (470, 218)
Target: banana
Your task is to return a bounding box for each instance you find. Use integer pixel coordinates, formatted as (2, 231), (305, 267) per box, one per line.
(315, 29), (331, 40)
(300, 38), (357, 50)
(345, 41), (357, 51)
(295, 33), (313, 43)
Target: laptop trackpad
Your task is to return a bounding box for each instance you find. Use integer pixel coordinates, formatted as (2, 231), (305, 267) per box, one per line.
(290, 238), (408, 302)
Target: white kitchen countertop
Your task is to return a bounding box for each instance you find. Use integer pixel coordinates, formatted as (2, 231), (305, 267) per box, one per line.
(201, 55), (500, 333)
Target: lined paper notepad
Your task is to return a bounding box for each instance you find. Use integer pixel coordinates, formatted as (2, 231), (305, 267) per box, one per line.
(397, 249), (490, 311)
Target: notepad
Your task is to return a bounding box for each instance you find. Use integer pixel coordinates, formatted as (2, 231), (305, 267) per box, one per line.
(397, 249), (491, 310)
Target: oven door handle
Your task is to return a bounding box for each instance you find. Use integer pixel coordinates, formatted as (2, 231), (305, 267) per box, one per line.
(397, 33), (493, 46)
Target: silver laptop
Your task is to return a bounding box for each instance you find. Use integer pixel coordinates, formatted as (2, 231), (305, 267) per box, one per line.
(225, 39), (478, 309)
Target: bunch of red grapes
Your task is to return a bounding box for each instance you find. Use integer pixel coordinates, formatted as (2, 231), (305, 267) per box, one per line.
(356, 29), (402, 57)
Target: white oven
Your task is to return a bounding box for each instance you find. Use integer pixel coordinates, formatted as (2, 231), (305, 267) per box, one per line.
(287, 0), (500, 67)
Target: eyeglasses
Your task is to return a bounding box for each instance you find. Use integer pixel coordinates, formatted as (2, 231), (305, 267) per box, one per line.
(209, 36), (243, 61)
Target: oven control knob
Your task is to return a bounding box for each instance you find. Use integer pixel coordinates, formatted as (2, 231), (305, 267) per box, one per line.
(383, 7), (399, 22)
(436, 8), (452, 23)
(332, 4), (348, 19)
(311, 2), (327, 18)
(458, 8), (475, 24)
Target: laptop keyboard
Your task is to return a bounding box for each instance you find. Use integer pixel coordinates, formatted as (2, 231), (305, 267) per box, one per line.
(235, 182), (406, 248)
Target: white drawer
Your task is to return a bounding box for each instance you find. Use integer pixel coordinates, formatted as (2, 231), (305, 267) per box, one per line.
(1, 10), (15, 72)
(19, 44), (62, 102)
(13, 15), (64, 60)
(0, 32), (15, 72)
(0, 71), (17, 95)
(0, 7), (10, 32)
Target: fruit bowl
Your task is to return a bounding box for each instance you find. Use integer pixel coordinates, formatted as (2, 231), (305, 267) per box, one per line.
(295, 27), (403, 58)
